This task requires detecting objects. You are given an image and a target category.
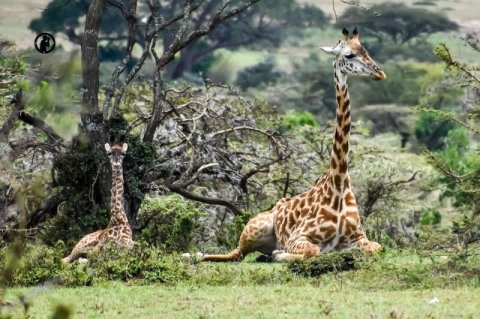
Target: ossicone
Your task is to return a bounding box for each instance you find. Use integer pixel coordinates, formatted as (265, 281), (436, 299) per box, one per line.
(341, 27), (360, 40)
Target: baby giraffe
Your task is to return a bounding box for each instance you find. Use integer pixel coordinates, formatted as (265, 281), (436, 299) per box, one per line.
(62, 143), (134, 263)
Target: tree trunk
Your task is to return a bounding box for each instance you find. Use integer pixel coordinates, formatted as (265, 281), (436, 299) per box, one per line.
(81, 0), (111, 215)
(171, 40), (198, 79)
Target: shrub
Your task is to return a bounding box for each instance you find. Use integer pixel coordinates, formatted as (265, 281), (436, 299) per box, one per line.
(1, 242), (63, 286)
(84, 243), (189, 284)
(420, 209), (442, 225)
(282, 110), (319, 130)
(0, 242), (190, 287)
(415, 111), (456, 150)
(288, 250), (363, 277)
(135, 195), (205, 252)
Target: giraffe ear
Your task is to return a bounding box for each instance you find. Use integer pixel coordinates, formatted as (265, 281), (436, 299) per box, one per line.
(105, 143), (111, 152)
(122, 143), (128, 152)
(320, 46), (339, 56)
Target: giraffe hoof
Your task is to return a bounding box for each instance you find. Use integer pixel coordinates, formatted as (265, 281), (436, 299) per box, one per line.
(272, 250), (287, 262)
(78, 258), (89, 264)
(364, 242), (382, 256)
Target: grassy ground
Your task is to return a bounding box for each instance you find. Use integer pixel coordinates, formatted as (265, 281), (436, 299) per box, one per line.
(2, 250), (480, 319)
(4, 284), (480, 319)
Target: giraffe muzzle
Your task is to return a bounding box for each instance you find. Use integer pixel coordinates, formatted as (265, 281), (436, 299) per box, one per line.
(372, 70), (386, 81)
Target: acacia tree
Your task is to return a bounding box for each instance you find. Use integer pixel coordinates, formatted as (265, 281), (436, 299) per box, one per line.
(29, 0), (328, 76)
(2, 0), (314, 244)
(336, 3), (457, 44)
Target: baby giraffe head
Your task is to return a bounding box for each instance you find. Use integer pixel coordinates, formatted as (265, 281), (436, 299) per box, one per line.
(105, 143), (128, 167)
(320, 27), (386, 81)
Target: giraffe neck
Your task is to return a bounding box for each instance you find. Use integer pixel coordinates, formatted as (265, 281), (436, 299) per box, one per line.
(108, 163), (129, 228)
(328, 66), (351, 193)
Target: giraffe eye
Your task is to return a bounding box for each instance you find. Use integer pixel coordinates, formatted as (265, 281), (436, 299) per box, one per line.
(345, 53), (356, 59)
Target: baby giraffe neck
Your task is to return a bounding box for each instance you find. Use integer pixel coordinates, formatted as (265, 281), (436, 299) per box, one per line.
(108, 164), (129, 228)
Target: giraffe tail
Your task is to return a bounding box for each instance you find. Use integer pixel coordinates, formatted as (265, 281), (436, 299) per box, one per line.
(201, 248), (244, 262)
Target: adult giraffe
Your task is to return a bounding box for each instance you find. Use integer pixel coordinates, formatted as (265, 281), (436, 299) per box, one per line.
(200, 28), (386, 262)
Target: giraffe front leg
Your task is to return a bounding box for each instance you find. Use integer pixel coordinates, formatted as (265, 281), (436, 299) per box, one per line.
(273, 238), (321, 262)
(62, 230), (105, 263)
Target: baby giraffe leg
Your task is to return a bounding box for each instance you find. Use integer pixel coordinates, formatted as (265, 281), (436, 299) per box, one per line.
(62, 230), (105, 263)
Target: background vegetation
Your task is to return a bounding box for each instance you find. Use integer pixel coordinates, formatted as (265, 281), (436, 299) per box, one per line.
(1, 0), (479, 318)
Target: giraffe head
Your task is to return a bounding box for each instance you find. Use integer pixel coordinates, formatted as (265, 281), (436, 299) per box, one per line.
(320, 27), (386, 81)
(105, 143), (128, 167)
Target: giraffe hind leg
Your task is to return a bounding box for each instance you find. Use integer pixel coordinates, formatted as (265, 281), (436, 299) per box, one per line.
(202, 212), (277, 262)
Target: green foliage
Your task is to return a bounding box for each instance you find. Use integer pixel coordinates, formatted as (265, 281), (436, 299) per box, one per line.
(288, 250), (363, 277)
(0, 242), (190, 287)
(265, 53), (334, 119)
(281, 110), (319, 130)
(420, 209), (442, 225)
(368, 40), (437, 63)
(235, 57), (281, 90)
(43, 139), (108, 247)
(136, 195), (205, 252)
(1, 243), (63, 286)
(84, 243), (189, 284)
(0, 47), (28, 106)
(430, 128), (478, 207)
(415, 111), (456, 150)
(28, 80), (56, 115)
(215, 211), (253, 250)
(424, 43), (480, 251)
(351, 61), (460, 108)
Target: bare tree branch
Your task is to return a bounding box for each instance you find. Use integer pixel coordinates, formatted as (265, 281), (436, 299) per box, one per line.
(26, 192), (66, 228)
(211, 126), (284, 152)
(340, 0), (381, 16)
(0, 90), (24, 141)
(167, 183), (243, 216)
(173, 162), (220, 188)
(0, 89), (64, 145)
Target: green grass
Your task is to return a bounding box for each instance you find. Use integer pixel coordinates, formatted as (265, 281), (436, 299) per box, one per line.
(2, 249), (480, 318)
(4, 284), (480, 319)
